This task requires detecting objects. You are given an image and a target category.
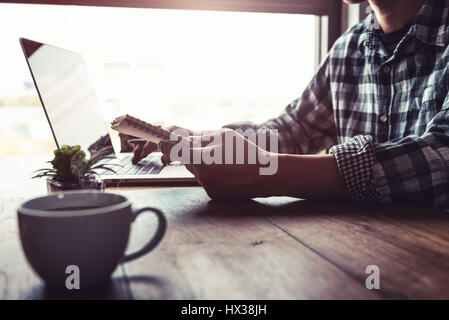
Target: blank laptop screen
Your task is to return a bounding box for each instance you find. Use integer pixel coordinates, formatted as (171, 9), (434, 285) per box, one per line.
(21, 38), (112, 155)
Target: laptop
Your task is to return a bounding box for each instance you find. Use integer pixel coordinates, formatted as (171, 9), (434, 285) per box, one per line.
(19, 37), (196, 185)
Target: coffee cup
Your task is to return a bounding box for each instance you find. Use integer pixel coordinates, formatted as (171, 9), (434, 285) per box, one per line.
(17, 190), (166, 289)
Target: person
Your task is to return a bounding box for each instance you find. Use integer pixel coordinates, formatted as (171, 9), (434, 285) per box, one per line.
(132, 0), (449, 207)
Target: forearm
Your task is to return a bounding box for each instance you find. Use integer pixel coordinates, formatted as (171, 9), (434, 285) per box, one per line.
(260, 153), (350, 200)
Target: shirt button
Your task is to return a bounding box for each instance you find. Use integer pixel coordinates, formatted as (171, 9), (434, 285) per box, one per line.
(382, 65), (391, 73)
(380, 115), (388, 123)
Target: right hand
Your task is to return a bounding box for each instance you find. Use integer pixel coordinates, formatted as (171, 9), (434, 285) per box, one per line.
(131, 126), (192, 164)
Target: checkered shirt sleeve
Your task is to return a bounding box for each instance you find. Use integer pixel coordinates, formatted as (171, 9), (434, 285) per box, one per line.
(225, 0), (449, 208)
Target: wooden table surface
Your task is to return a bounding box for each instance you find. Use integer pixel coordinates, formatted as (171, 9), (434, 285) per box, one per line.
(1, 156), (449, 299)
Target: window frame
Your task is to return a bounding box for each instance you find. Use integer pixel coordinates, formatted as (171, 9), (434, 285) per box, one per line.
(3, 0), (341, 68)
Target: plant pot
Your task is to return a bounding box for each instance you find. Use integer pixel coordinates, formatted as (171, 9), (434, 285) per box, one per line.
(46, 177), (105, 194)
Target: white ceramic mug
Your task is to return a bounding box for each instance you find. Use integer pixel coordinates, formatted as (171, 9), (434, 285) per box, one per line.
(17, 191), (167, 289)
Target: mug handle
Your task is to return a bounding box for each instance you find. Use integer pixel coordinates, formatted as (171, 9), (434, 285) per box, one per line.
(121, 207), (167, 263)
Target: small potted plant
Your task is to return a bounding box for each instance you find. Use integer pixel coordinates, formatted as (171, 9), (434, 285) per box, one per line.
(32, 145), (119, 193)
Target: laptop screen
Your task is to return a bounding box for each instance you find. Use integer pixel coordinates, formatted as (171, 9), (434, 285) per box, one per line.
(20, 38), (113, 156)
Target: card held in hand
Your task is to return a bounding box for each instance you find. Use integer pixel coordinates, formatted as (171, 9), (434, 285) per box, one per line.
(111, 114), (177, 144)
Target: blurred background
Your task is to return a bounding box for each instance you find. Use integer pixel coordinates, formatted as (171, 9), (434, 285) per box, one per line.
(0, 3), (317, 160)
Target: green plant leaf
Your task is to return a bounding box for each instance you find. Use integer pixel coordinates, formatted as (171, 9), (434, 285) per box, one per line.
(34, 145), (119, 182)
(87, 147), (114, 164)
(32, 172), (57, 179)
(32, 168), (56, 173)
(89, 165), (119, 174)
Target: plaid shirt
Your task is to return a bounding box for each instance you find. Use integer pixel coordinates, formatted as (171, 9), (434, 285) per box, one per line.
(226, 0), (449, 208)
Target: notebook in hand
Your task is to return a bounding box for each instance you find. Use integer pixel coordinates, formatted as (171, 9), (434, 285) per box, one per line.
(111, 114), (176, 144)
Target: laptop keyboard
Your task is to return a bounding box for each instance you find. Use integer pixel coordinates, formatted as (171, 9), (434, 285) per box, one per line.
(99, 154), (164, 176)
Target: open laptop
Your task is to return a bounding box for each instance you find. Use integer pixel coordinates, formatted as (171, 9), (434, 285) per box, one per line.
(20, 37), (196, 185)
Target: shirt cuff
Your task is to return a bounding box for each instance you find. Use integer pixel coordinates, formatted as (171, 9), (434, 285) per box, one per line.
(329, 135), (382, 205)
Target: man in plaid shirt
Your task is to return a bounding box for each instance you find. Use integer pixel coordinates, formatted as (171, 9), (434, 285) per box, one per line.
(134, 0), (449, 207)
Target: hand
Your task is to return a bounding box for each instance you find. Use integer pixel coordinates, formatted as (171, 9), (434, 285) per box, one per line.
(159, 128), (349, 201)
(160, 128), (277, 200)
(131, 126), (192, 164)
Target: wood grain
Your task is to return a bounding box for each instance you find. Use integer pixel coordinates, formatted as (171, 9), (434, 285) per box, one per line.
(261, 201), (449, 299)
(2, 156), (449, 299)
(118, 188), (376, 299)
(118, 188), (449, 299)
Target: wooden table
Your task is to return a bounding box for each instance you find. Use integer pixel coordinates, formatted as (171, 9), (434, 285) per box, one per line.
(1, 156), (449, 299)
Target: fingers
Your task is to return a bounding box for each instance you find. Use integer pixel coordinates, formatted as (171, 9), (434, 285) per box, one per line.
(141, 141), (159, 159)
(160, 138), (206, 164)
(132, 139), (181, 165)
(132, 141), (158, 164)
(132, 144), (143, 164)
(159, 140), (176, 155)
(130, 125), (195, 164)
(161, 153), (171, 165)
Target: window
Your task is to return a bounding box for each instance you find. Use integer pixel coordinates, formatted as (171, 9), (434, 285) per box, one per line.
(0, 2), (338, 160)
